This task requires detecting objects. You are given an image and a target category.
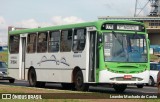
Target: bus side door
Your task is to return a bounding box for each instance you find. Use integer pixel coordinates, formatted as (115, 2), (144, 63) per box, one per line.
(19, 34), (27, 80)
(89, 31), (97, 82)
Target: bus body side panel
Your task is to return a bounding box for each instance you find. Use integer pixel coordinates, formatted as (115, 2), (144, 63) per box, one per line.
(8, 54), (20, 80)
(25, 50), (87, 82)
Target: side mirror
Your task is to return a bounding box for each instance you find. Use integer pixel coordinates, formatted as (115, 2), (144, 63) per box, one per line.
(98, 35), (103, 43)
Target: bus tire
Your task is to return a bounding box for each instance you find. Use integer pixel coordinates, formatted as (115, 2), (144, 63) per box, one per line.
(74, 71), (89, 91)
(113, 84), (127, 92)
(137, 84), (144, 88)
(148, 77), (155, 86)
(9, 79), (15, 83)
(28, 68), (37, 87)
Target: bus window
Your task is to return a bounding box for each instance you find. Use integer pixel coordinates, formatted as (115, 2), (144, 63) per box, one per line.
(27, 33), (37, 53)
(37, 32), (48, 53)
(48, 31), (60, 52)
(9, 35), (20, 54)
(73, 28), (86, 52)
(158, 65), (160, 70)
(60, 30), (72, 52)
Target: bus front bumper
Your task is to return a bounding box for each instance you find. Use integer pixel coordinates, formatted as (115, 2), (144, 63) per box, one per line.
(99, 70), (149, 84)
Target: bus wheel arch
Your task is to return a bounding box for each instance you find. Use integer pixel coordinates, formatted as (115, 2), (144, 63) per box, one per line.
(72, 67), (89, 91)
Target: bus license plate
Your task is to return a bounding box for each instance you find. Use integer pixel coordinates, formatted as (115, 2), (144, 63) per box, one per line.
(124, 75), (132, 79)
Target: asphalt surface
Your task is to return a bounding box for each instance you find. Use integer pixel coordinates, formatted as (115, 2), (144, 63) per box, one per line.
(0, 80), (158, 94)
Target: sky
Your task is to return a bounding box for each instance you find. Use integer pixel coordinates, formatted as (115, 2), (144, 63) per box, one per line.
(0, 0), (150, 43)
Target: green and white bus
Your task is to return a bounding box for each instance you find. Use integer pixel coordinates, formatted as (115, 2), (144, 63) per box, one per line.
(8, 20), (150, 92)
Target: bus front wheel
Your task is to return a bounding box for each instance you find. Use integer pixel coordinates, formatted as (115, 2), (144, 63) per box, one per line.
(74, 71), (89, 91)
(137, 84), (144, 88)
(28, 68), (37, 87)
(113, 84), (127, 92)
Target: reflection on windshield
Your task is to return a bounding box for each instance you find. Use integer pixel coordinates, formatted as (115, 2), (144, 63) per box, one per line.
(104, 33), (147, 62)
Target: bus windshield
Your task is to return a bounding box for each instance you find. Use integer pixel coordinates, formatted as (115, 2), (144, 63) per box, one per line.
(104, 32), (148, 63)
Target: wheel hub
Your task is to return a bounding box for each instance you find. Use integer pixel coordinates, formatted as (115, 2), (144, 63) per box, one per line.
(76, 76), (83, 86)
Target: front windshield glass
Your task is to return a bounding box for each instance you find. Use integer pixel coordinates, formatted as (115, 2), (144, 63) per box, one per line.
(104, 32), (148, 62)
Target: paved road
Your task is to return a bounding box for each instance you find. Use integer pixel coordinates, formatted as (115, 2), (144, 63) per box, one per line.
(0, 80), (158, 94)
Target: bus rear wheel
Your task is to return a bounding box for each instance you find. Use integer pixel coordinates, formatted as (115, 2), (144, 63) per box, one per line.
(9, 79), (15, 83)
(28, 68), (37, 87)
(113, 84), (127, 92)
(74, 71), (89, 91)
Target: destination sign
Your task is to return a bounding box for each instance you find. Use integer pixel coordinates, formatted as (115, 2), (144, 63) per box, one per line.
(102, 23), (143, 31)
(117, 24), (140, 31)
(105, 24), (114, 29)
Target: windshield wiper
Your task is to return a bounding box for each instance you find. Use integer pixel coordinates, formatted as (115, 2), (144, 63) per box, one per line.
(112, 31), (124, 48)
(112, 31), (116, 38)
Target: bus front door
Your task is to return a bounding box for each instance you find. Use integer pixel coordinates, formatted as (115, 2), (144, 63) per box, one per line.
(19, 36), (26, 80)
(89, 31), (97, 82)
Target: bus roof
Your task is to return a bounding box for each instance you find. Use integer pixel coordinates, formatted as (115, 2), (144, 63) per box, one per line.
(9, 20), (144, 35)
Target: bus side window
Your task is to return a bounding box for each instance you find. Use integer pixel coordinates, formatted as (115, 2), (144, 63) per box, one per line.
(158, 65), (160, 70)
(60, 30), (72, 52)
(48, 31), (60, 52)
(37, 32), (48, 53)
(150, 64), (154, 70)
(9, 35), (20, 54)
(27, 33), (37, 53)
(73, 28), (86, 52)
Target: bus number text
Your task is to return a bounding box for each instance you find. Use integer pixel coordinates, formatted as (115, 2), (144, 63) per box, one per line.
(10, 60), (17, 64)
